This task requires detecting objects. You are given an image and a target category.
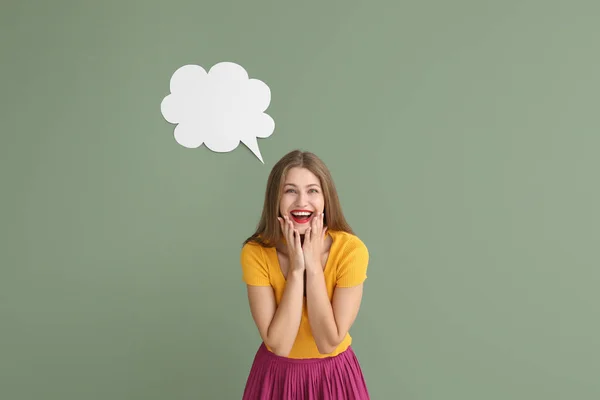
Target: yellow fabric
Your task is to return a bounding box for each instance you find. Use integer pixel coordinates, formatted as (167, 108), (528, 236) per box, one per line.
(240, 230), (369, 359)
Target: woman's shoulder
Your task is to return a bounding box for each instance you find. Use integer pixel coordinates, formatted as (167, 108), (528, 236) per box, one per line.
(329, 230), (369, 286)
(330, 230), (368, 255)
(241, 239), (266, 258)
(240, 239), (272, 284)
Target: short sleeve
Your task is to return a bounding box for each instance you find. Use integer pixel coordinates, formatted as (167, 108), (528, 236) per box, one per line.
(240, 242), (271, 286)
(335, 236), (369, 287)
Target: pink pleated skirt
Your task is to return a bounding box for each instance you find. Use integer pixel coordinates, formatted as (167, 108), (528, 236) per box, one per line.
(242, 343), (370, 399)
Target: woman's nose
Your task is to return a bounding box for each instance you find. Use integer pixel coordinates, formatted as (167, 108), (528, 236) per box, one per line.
(296, 193), (308, 206)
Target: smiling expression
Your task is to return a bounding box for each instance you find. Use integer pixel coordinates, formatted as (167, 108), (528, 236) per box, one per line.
(279, 167), (325, 234)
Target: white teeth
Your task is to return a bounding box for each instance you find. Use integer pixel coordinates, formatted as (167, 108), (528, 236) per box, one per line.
(291, 212), (312, 217)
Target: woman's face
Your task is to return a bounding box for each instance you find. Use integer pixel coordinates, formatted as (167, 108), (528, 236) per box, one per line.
(279, 167), (325, 235)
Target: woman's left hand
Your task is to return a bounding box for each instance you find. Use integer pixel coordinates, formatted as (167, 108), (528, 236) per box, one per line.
(303, 212), (327, 271)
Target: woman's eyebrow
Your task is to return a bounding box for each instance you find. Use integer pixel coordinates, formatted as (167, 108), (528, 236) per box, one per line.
(284, 183), (321, 188)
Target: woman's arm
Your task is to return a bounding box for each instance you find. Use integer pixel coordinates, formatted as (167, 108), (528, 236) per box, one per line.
(247, 269), (305, 357)
(305, 265), (364, 354)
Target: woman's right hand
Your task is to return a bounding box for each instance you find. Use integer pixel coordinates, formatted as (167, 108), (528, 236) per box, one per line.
(278, 216), (305, 272)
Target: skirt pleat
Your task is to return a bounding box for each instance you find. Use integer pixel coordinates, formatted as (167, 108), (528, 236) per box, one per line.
(242, 343), (370, 400)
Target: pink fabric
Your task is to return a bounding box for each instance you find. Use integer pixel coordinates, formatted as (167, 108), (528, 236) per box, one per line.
(242, 343), (370, 399)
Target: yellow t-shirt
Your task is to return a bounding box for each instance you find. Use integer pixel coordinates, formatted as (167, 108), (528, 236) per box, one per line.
(240, 230), (369, 359)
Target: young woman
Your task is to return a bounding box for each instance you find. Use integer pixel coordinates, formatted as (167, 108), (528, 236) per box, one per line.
(240, 150), (370, 399)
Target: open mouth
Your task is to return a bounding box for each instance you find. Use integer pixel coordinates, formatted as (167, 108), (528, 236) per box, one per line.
(290, 210), (313, 224)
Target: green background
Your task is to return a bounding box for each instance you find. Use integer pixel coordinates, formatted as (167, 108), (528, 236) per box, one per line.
(2, 1), (599, 399)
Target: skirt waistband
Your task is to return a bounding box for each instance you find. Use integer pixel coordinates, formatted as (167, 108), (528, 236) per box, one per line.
(256, 342), (353, 364)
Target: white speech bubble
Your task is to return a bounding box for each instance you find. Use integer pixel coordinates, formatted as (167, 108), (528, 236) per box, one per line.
(160, 62), (275, 163)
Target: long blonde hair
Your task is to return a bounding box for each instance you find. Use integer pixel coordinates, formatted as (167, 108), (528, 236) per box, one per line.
(243, 150), (354, 247)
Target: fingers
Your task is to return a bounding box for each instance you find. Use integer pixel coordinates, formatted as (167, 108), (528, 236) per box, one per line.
(279, 213), (327, 251)
(311, 212), (318, 235)
(287, 218), (296, 246)
(287, 217), (300, 251)
(319, 212), (324, 233)
(311, 212), (325, 237)
(279, 216), (294, 246)
(294, 228), (301, 249)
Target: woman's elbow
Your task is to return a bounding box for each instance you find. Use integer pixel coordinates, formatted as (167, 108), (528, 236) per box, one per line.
(317, 345), (336, 355)
(318, 331), (349, 354)
(316, 339), (339, 355)
(265, 340), (292, 357)
(271, 346), (291, 357)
